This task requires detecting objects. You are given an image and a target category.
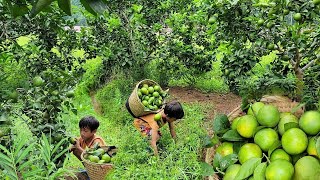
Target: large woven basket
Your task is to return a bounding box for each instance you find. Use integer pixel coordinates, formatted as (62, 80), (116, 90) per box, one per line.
(81, 146), (117, 180)
(209, 95), (305, 180)
(127, 79), (166, 117)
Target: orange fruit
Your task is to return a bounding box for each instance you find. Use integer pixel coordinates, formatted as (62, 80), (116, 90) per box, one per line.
(293, 156), (320, 180)
(270, 149), (291, 162)
(236, 115), (258, 138)
(299, 110), (320, 135)
(281, 128), (308, 155)
(154, 85), (161, 92)
(254, 128), (279, 152)
(231, 116), (241, 130)
(307, 137), (320, 158)
(33, 76), (44, 87)
(216, 142), (233, 157)
(278, 112), (298, 135)
(256, 105), (280, 127)
(265, 159), (294, 180)
(247, 102), (264, 117)
(238, 143), (262, 164)
(140, 87), (149, 95)
(101, 154), (111, 163)
(154, 113), (161, 121)
(223, 164), (241, 180)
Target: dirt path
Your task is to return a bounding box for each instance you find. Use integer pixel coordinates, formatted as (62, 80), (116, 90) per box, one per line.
(169, 87), (241, 119)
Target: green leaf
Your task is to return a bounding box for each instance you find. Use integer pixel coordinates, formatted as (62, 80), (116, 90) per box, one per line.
(212, 153), (222, 169)
(199, 162), (215, 176)
(31, 0), (54, 17)
(18, 158), (36, 171)
(268, 140), (282, 157)
(316, 136), (320, 157)
(219, 153), (238, 171)
(222, 129), (246, 141)
(52, 138), (67, 156)
(290, 103), (305, 114)
(22, 169), (43, 179)
(16, 143), (35, 165)
(213, 114), (230, 135)
(253, 162), (267, 180)
(58, 0), (72, 16)
(52, 147), (69, 163)
(0, 152), (13, 166)
(235, 158), (261, 180)
(203, 135), (214, 148)
(8, 3), (29, 18)
(284, 122), (299, 132)
(80, 0), (108, 15)
(0, 144), (11, 154)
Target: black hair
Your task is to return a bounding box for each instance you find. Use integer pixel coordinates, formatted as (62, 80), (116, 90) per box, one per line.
(79, 116), (100, 131)
(164, 101), (184, 119)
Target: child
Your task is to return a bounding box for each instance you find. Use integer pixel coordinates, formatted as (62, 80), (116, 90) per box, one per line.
(70, 116), (106, 161)
(133, 101), (184, 156)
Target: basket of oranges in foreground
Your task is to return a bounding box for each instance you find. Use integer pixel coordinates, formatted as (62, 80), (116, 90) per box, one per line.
(81, 143), (117, 180)
(210, 95), (320, 180)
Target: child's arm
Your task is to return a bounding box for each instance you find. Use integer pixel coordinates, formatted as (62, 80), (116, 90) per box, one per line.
(168, 122), (177, 140)
(70, 139), (84, 161)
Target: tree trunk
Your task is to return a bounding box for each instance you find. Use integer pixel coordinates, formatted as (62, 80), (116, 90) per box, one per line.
(295, 68), (304, 102)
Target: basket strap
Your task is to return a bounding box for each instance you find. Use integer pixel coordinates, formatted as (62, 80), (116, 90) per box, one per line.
(126, 99), (138, 118)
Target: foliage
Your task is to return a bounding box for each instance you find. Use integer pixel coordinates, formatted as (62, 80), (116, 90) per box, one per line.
(210, 0), (320, 104)
(0, 129), (74, 179)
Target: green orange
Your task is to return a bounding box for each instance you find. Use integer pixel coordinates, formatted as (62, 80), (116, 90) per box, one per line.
(299, 110), (320, 135)
(281, 128), (308, 155)
(254, 128), (279, 152)
(223, 164), (241, 180)
(236, 115), (258, 138)
(270, 149), (291, 162)
(256, 105), (280, 127)
(216, 142), (233, 157)
(238, 143), (262, 164)
(278, 112), (298, 135)
(266, 159), (294, 180)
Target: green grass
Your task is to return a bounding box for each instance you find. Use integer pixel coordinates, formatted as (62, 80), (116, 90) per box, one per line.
(63, 81), (208, 179)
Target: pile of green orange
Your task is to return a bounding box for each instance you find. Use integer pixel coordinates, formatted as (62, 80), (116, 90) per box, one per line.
(213, 102), (320, 180)
(83, 146), (113, 164)
(138, 83), (168, 111)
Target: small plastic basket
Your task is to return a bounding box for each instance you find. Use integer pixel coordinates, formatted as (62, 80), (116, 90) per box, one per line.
(81, 146), (117, 180)
(127, 79), (166, 117)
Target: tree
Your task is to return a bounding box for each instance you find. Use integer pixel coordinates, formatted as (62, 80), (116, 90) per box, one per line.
(210, 0), (320, 106)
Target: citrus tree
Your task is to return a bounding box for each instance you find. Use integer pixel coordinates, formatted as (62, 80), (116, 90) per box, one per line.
(209, 0), (320, 106)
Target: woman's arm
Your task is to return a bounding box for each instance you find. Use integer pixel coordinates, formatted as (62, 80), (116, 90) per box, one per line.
(168, 122), (177, 140)
(150, 128), (159, 156)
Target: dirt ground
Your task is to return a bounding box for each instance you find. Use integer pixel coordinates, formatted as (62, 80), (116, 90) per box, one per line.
(169, 86), (241, 119)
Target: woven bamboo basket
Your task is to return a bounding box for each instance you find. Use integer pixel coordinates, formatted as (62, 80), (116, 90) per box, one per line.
(81, 146), (117, 180)
(210, 95), (305, 180)
(127, 79), (166, 117)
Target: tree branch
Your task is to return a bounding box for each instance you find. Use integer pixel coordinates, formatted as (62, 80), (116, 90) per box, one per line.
(302, 59), (316, 72)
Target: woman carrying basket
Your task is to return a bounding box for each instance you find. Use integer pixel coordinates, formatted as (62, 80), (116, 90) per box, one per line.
(133, 101), (184, 156)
